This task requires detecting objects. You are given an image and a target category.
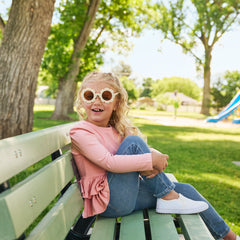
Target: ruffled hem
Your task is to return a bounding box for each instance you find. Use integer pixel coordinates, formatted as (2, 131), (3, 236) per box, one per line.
(79, 175), (109, 199)
(79, 175), (110, 218)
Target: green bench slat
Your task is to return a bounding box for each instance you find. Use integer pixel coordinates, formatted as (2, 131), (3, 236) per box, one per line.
(179, 214), (215, 240)
(148, 210), (179, 240)
(166, 173), (178, 182)
(27, 183), (83, 240)
(0, 151), (74, 239)
(119, 211), (145, 240)
(0, 122), (76, 184)
(89, 211), (215, 240)
(90, 217), (116, 240)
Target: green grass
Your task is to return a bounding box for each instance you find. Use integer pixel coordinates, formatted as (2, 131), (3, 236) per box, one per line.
(130, 108), (207, 119)
(33, 104), (79, 130)
(30, 105), (240, 235)
(133, 117), (240, 235)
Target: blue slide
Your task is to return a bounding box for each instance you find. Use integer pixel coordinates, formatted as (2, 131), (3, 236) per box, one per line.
(206, 91), (240, 123)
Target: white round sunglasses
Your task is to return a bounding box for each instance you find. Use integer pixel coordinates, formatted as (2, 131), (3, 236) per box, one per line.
(81, 87), (119, 104)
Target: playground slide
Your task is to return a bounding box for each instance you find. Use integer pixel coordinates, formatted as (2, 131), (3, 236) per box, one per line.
(206, 91), (240, 123)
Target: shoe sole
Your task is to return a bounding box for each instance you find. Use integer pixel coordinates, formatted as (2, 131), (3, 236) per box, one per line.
(156, 205), (208, 214)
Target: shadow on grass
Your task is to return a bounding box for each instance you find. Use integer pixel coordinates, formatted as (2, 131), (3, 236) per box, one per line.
(134, 120), (240, 232)
(134, 118), (240, 136)
(137, 122), (240, 172)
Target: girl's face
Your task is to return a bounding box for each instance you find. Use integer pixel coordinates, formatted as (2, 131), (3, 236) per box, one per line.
(81, 82), (118, 127)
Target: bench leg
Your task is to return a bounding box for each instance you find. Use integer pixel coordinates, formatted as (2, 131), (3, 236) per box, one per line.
(65, 214), (96, 240)
(0, 181), (10, 193)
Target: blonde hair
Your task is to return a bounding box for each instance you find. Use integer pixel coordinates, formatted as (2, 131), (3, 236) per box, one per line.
(75, 71), (141, 138)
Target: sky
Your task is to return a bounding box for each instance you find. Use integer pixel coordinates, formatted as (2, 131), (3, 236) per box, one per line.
(101, 28), (240, 87)
(1, 0), (240, 88)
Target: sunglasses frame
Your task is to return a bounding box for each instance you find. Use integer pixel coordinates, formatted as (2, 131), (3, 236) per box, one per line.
(81, 87), (119, 104)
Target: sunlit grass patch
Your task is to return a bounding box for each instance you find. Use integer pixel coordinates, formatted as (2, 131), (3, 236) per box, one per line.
(132, 117), (240, 234)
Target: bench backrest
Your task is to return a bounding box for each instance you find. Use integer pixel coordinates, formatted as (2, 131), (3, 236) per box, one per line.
(0, 122), (83, 240)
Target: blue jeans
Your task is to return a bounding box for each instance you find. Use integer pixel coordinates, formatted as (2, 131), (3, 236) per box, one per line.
(101, 135), (230, 239)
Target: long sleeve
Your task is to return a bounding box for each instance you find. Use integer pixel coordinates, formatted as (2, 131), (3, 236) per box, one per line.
(70, 124), (153, 173)
(70, 121), (153, 218)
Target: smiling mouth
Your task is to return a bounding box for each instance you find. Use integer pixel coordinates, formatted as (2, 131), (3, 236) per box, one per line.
(92, 109), (103, 112)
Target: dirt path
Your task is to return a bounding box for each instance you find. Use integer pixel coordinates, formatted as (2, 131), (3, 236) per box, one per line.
(131, 115), (240, 129)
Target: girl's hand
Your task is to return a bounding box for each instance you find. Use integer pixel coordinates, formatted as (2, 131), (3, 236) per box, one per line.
(140, 169), (159, 178)
(140, 150), (168, 178)
(151, 150), (169, 173)
(140, 149), (168, 178)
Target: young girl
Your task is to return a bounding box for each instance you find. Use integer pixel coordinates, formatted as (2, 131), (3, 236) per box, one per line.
(70, 71), (239, 240)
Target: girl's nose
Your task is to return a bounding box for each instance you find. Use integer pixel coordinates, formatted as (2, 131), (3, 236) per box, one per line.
(94, 95), (102, 103)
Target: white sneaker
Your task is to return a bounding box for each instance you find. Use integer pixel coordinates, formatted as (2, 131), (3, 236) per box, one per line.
(156, 194), (209, 214)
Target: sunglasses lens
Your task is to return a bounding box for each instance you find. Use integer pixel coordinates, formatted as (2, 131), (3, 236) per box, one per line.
(83, 90), (94, 101)
(102, 90), (113, 101)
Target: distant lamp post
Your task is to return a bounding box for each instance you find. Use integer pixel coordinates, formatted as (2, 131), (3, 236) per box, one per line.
(174, 90), (179, 119)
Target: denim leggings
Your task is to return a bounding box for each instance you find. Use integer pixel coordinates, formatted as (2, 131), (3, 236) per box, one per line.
(101, 135), (230, 239)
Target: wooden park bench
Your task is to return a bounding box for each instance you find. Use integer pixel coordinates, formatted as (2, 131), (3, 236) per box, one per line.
(0, 122), (215, 240)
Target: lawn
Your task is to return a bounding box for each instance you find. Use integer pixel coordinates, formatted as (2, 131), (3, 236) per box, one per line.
(32, 105), (240, 235)
(132, 117), (240, 235)
(130, 108), (207, 119)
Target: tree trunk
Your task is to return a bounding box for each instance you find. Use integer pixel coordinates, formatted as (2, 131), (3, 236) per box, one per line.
(0, 0), (55, 139)
(0, 16), (5, 34)
(67, 81), (77, 114)
(200, 46), (212, 115)
(51, 0), (100, 120)
(51, 77), (77, 120)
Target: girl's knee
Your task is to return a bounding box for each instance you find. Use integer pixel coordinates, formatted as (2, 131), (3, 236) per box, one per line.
(125, 135), (149, 153)
(124, 135), (143, 143)
(124, 135), (147, 148)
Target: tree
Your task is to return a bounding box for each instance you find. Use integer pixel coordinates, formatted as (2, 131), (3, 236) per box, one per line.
(121, 76), (139, 101)
(211, 70), (240, 110)
(155, 93), (174, 110)
(140, 77), (154, 97)
(146, 0), (240, 115)
(40, 1), (104, 114)
(50, 0), (100, 120)
(0, 0), (55, 139)
(151, 76), (201, 100)
(112, 60), (132, 78)
(0, 15), (5, 36)
(112, 61), (138, 101)
(42, 0), (146, 120)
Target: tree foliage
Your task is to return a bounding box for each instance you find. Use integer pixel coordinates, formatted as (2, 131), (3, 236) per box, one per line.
(151, 76), (201, 100)
(111, 61), (138, 101)
(121, 76), (139, 101)
(140, 77), (154, 97)
(112, 60), (132, 78)
(96, 0), (146, 53)
(211, 70), (240, 110)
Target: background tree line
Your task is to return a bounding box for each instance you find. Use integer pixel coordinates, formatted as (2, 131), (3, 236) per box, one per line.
(0, 0), (240, 139)
(101, 60), (240, 112)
